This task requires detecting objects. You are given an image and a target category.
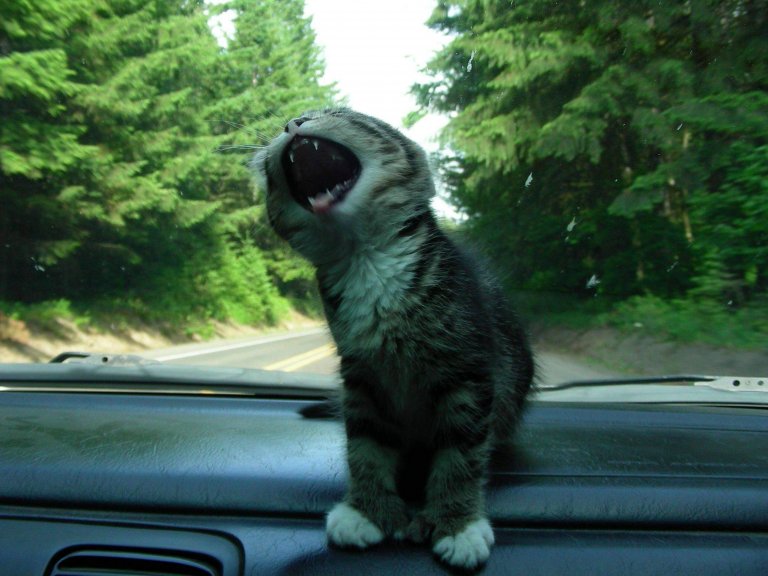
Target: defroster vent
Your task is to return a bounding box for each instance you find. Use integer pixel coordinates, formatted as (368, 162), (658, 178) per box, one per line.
(49, 548), (221, 576)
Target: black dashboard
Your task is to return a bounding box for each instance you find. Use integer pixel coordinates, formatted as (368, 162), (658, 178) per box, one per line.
(1, 369), (767, 575)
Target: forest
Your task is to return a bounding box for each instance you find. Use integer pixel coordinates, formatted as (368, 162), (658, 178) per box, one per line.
(415, 0), (767, 347)
(1, 0), (766, 348)
(1, 0), (332, 331)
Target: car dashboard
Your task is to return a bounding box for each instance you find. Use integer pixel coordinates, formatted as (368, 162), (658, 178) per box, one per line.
(0, 364), (767, 575)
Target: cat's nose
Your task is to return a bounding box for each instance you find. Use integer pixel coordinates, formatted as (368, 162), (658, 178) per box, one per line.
(285, 116), (309, 133)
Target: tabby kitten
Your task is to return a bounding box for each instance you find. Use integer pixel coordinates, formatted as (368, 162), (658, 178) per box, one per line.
(253, 108), (533, 570)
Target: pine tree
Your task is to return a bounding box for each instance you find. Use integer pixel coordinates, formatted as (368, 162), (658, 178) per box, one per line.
(416, 0), (767, 303)
(57, 0), (224, 298)
(202, 0), (334, 301)
(2, 0), (335, 324)
(0, 0), (97, 299)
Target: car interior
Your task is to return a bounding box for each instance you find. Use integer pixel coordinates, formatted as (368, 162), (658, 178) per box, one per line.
(1, 362), (766, 575)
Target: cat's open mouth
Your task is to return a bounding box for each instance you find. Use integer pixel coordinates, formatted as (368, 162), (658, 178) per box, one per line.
(281, 136), (361, 214)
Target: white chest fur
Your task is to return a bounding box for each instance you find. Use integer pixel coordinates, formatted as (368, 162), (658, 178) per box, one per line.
(328, 238), (418, 354)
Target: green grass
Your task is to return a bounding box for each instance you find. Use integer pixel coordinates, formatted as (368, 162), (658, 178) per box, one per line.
(0, 291), (288, 343)
(516, 291), (768, 350)
(0, 299), (91, 331)
(599, 295), (768, 350)
(512, 290), (615, 330)
(0, 299), (83, 325)
(4, 288), (766, 352)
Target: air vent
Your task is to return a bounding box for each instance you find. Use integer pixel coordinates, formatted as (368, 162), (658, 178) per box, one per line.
(49, 548), (221, 576)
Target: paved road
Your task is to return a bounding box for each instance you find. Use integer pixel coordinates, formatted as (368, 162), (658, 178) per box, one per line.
(145, 327), (339, 374)
(144, 328), (618, 387)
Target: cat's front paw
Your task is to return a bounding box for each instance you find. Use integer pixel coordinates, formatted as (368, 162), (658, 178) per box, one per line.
(326, 502), (384, 549)
(432, 517), (495, 570)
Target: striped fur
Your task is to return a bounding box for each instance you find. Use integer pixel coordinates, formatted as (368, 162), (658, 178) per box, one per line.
(253, 109), (533, 570)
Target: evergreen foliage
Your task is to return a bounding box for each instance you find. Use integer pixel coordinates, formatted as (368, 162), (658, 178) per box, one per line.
(416, 0), (768, 313)
(2, 0), (766, 345)
(0, 0), (333, 327)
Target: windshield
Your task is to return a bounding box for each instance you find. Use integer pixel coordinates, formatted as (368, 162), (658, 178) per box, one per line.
(1, 0), (766, 396)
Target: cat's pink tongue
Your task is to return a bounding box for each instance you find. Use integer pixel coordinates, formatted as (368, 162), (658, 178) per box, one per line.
(308, 191), (335, 214)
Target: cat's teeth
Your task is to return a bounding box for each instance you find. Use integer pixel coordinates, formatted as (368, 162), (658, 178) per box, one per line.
(289, 151), (295, 163)
(328, 180), (350, 199)
(313, 140), (319, 151)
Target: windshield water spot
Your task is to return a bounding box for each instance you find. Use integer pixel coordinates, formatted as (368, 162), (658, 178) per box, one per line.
(525, 172), (533, 187)
(466, 50), (476, 72)
(586, 274), (601, 289)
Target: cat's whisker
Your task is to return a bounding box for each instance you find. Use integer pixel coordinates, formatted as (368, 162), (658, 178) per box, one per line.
(216, 144), (264, 151)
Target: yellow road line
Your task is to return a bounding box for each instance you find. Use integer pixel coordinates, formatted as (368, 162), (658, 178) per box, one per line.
(262, 343), (337, 372)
